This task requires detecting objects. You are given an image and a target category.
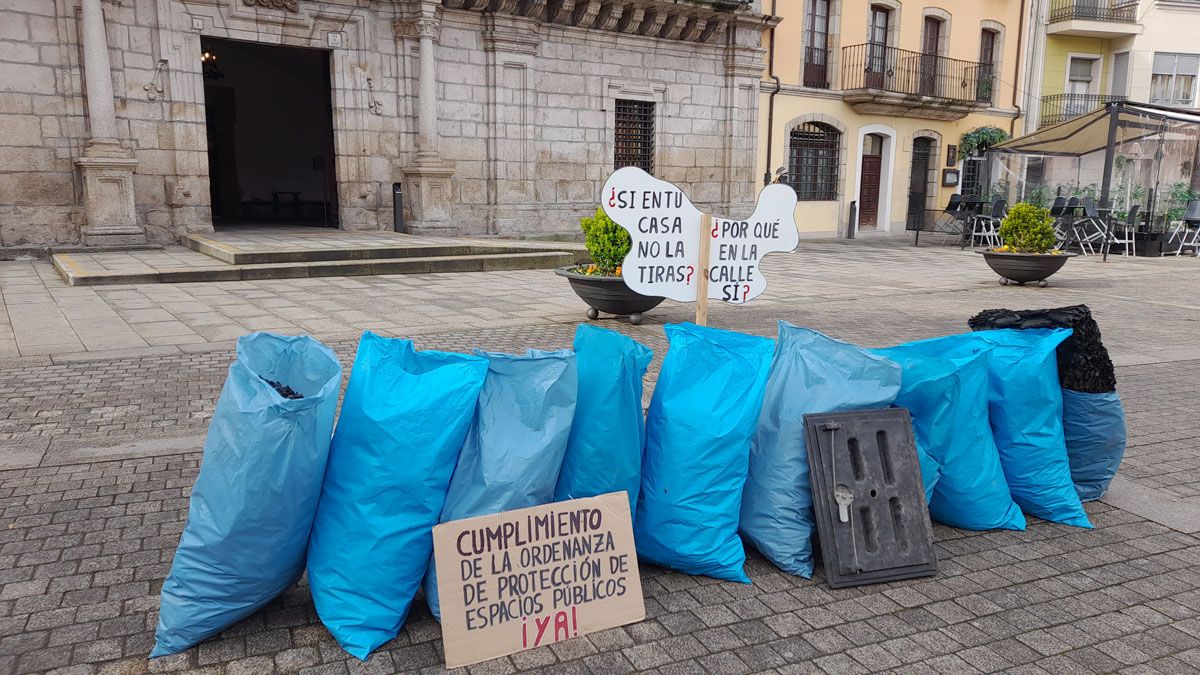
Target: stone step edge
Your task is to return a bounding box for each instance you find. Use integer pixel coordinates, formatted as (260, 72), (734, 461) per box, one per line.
(182, 233), (585, 264)
(54, 251), (582, 286)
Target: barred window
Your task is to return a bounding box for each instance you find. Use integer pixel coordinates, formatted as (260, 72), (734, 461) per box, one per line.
(788, 122), (840, 201)
(614, 99), (655, 173)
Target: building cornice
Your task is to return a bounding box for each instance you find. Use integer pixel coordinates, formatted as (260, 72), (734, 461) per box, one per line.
(440, 0), (778, 44)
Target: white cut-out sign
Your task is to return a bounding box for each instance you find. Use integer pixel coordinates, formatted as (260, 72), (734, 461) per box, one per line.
(601, 167), (799, 304)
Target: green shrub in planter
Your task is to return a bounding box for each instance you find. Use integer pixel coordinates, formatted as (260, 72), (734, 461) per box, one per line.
(579, 207), (631, 276)
(997, 203), (1058, 254)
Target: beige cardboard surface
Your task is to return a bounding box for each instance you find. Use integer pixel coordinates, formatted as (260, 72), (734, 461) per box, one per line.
(433, 492), (645, 668)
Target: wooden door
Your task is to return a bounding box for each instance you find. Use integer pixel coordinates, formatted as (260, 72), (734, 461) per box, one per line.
(906, 138), (932, 229)
(860, 156), (883, 229)
(920, 17), (941, 96)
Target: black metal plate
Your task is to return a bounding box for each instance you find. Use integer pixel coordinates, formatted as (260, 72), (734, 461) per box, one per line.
(805, 408), (937, 588)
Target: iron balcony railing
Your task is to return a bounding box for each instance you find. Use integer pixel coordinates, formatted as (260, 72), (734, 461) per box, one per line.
(1048, 0), (1139, 23)
(841, 43), (991, 104)
(803, 46), (831, 89)
(1040, 93), (1126, 127)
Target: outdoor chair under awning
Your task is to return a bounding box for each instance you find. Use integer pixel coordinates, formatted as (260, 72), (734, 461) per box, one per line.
(991, 101), (1200, 260)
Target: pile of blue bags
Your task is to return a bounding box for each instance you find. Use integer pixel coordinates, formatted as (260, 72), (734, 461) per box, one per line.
(155, 315), (1123, 659)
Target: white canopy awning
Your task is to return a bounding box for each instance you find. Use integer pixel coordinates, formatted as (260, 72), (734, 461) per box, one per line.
(992, 101), (1200, 156)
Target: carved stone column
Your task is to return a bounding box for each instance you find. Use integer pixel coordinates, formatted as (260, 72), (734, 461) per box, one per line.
(414, 15), (443, 165)
(74, 0), (145, 245)
(401, 9), (456, 234)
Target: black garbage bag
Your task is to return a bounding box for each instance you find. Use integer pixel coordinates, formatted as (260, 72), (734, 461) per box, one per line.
(967, 304), (1116, 393)
(968, 305), (1126, 500)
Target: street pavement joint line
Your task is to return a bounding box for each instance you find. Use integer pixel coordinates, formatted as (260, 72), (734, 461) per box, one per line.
(1056, 287), (1200, 312)
(1099, 475), (1200, 534)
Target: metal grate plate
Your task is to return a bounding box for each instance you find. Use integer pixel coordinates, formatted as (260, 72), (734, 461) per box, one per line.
(805, 408), (937, 588)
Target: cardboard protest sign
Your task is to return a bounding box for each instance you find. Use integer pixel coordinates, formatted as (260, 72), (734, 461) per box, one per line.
(601, 167), (799, 306)
(432, 492), (644, 668)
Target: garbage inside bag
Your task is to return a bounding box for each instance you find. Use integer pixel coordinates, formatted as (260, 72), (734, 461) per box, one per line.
(555, 325), (653, 515)
(741, 323), (916, 578)
(906, 330), (1092, 528)
(873, 345), (1026, 531)
(262, 377), (303, 399)
(968, 304), (1116, 394)
(1062, 389), (1127, 501)
(423, 348), (577, 620)
(635, 323), (773, 584)
(152, 333), (342, 657)
(307, 334), (488, 659)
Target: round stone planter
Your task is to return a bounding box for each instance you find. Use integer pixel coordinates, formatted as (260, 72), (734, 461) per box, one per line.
(978, 250), (1076, 287)
(555, 266), (664, 324)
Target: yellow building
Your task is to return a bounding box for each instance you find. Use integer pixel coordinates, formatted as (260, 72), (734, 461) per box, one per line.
(757, 0), (1033, 238)
(1019, 1), (1200, 201)
(1023, 0), (1200, 131)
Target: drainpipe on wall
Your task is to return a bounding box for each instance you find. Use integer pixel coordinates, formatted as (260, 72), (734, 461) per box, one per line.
(763, 0), (780, 186)
(1009, 0), (1027, 138)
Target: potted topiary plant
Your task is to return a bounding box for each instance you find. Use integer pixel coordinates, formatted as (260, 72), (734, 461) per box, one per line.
(978, 202), (1076, 287)
(555, 207), (664, 324)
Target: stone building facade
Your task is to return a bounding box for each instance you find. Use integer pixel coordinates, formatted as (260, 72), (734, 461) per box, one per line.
(0, 0), (772, 246)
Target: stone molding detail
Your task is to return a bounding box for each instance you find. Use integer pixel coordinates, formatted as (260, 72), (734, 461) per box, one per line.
(415, 16), (440, 38)
(442, 0), (753, 44)
(243, 0), (299, 12)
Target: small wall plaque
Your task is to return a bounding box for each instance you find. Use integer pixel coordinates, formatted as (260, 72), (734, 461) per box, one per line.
(946, 144), (958, 167)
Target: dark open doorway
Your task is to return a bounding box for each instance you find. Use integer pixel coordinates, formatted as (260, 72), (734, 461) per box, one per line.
(201, 38), (338, 227)
(906, 137), (933, 229)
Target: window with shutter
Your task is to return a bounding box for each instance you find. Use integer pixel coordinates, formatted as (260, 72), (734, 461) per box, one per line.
(1151, 53), (1200, 107)
(1069, 58), (1095, 82)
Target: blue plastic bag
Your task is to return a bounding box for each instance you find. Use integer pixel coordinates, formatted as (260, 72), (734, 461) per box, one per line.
(635, 323), (773, 584)
(423, 348), (577, 619)
(555, 325), (653, 514)
(1062, 389), (1127, 501)
(153, 333), (342, 657)
(902, 330), (1091, 528)
(874, 345), (1026, 531)
(306, 334), (487, 659)
(741, 323), (908, 578)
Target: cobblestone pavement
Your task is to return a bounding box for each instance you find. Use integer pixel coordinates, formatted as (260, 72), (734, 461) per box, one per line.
(3, 241), (1200, 674)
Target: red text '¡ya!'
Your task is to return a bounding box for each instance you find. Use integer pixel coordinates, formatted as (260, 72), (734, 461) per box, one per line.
(522, 607), (578, 649)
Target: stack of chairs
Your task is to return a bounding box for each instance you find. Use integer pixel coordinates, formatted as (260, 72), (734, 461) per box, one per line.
(1176, 199), (1200, 257)
(970, 197), (1007, 249)
(1103, 204), (1138, 257)
(1072, 197), (1109, 255)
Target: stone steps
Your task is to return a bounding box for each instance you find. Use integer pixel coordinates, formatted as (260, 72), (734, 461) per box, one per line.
(180, 232), (571, 264)
(53, 250), (580, 286)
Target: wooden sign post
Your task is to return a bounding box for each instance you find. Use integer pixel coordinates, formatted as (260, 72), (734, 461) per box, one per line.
(432, 492), (645, 669)
(695, 213), (713, 326)
(601, 167), (799, 320)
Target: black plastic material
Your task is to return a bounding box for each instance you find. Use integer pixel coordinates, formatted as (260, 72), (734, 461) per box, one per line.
(804, 408), (937, 589)
(392, 183), (404, 233)
(968, 304), (1116, 393)
(555, 266), (665, 321)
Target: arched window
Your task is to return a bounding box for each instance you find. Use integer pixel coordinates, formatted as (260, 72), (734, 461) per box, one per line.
(788, 122), (840, 201)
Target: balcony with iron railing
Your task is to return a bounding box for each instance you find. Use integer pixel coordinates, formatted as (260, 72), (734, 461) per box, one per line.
(803, 46), (831, 89)
(840, 43), (993, 120)
(1047, 0), (1142, 37)
(1039, 93), (1126, 127)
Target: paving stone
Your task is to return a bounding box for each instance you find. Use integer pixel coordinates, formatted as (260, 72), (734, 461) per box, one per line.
(4, 244), (1200, 675)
